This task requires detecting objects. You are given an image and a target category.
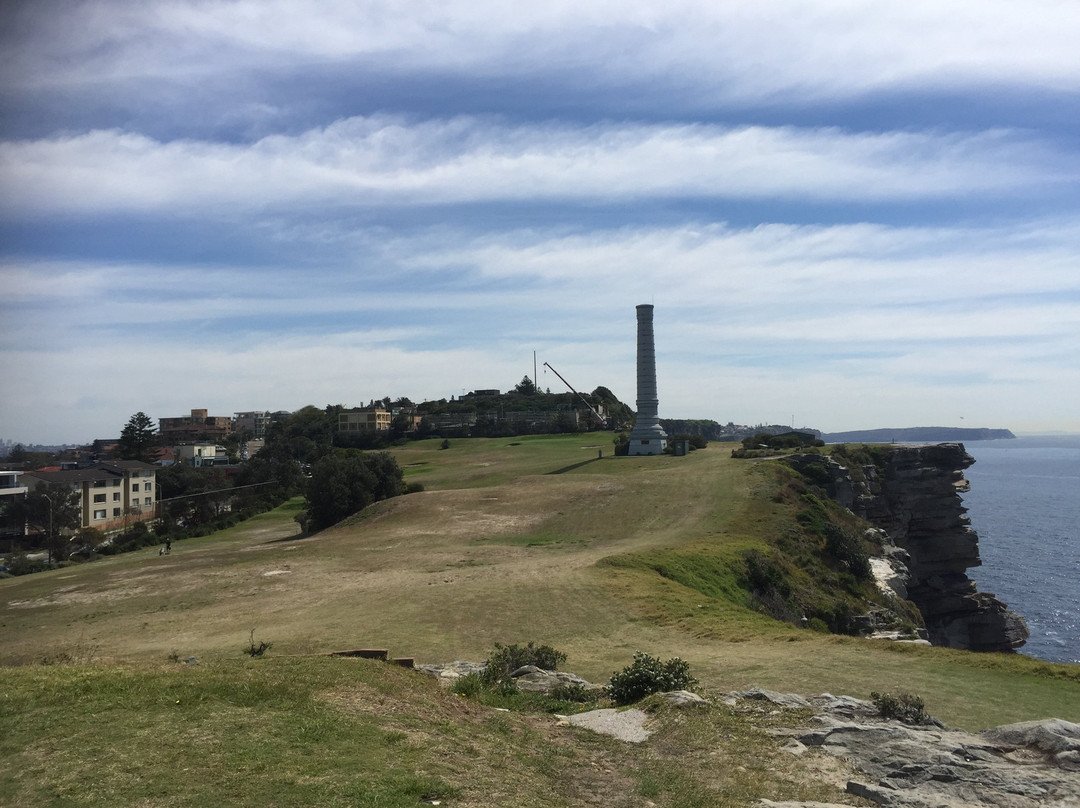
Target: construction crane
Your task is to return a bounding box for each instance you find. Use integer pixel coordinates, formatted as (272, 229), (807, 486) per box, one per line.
(542, 362), (608, 428)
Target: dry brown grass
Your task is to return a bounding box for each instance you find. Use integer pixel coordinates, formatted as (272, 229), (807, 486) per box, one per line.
(2, 434), (1077, 731)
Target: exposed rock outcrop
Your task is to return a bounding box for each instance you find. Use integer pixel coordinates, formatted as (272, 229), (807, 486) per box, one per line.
(788, 444), (1029, 653)
(745, 689), (1080, 808)
(416, 660), (605, 696)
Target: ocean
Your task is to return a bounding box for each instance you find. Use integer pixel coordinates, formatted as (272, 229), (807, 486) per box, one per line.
(960, 435), (1080, 665)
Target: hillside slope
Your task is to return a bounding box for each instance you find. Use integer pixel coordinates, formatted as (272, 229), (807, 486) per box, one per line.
(2, 434), (1076, 733)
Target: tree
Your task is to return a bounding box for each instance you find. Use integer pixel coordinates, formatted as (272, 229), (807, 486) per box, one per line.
(389, 412), (413, 440)
(18, 484), (80, 563)
(264, 405), (340, 463)
(119, 412), (158, 462)
(232, 454), (302, 510)
(304, 450), (404, 531)
(8, 443), (56, 469)
(74, 527), (107, 554)
(513, 375), (538, 395)
(157, 464), (229, 528)
(592, 386), (634, 429)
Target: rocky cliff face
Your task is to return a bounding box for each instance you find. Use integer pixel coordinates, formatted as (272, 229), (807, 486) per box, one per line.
(788, 443), (1029, 653)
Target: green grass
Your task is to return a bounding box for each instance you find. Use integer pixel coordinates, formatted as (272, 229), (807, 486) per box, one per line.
(388, 434), (619, 490)
(2, 433), (1079, 806)
(0, 656), (858, 808)
(0, 659), (509, 807)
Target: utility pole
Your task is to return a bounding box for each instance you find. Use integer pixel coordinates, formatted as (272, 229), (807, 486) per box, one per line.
(42, 492), (54, 564)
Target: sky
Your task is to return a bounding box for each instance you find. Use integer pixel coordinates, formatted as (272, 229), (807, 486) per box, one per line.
(1, 1), (1079, 444)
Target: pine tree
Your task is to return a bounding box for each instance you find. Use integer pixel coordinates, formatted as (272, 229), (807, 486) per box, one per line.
(119, 411), (157, 462)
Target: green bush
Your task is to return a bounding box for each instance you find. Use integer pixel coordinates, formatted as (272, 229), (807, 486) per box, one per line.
(870, 691), (930, 724)
(824, 524), (872, 580)
(453, 671), (486, 698)
(305, 450), (404, 531)
(607, 651), (697, 705)
(549, 682), (592, 703)
(481, 642), (567, 687)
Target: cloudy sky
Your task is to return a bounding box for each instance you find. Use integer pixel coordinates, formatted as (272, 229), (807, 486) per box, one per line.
(2, 1), (1078, 444)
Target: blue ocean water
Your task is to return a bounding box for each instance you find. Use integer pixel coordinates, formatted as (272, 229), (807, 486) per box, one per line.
(960, 436), (1080, 665)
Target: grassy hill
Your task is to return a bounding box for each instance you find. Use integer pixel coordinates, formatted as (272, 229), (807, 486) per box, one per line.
(2, 434), (1077, 806)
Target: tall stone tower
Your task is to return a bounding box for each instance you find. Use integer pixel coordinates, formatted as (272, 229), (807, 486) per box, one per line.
(628, 304), (667, 456)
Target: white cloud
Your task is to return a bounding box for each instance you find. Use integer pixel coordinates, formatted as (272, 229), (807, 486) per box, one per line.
(8, 1), (1080, 100)
(2, 119), (1072, 218)
(4, 217), (1078, 441)
(2, 2), (1078, 443)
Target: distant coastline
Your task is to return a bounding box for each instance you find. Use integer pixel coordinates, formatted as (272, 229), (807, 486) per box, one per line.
(820, 427), (1015, 443)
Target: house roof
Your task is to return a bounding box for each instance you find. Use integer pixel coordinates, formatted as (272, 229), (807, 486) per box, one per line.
(24, 460), (156, 484)
(26, 468), (123, 484)
(102, 460), (157, 470)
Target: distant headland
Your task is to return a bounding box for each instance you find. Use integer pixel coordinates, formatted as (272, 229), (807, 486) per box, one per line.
(819, 427), (1015, 443)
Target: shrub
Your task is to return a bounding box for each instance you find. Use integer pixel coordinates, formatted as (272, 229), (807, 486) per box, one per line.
(607, 651), (697, 705)
(549, 682), (592, 703)
(743, 549), (791, 598)
(305, 450), (405, 531)
(481, 642), (567, 687)
(870, 691), (930, 724)
(75, 527), (106, 551)
(453, 671), (486, 698)
(824, 524), (872, 580)
(244, 629), (273, 658)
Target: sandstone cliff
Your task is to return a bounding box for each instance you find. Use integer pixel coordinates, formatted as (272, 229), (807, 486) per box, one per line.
(787, 443), (1029, 653)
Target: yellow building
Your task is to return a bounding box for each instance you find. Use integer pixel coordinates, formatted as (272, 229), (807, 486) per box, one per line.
(338, 408), (392, 433)
(23, 461), (158, 533)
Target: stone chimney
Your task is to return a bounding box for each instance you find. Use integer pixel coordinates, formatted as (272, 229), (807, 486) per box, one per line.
(628, 304), (667, 455)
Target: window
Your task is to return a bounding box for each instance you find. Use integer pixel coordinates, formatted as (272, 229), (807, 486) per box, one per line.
(93, 493), (106, 503)
(144, 497), (152, 505)
(112, 479), (120, 486)
(132, 484), (139, 493)
(144, 482), (152, 491)
(94, 480), (107, 487)
(113, 492), (120, 501)
(93, 509), (106, 519)
(113, 508), (121, 517)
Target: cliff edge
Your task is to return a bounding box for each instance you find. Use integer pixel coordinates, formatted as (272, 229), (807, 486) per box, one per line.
(788, 443), (1029, 653)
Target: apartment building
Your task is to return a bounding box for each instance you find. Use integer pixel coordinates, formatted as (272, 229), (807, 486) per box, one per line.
(0, 470), (28, 539)
(338, 408), (392, 433)
(23, 461), (158, 533)
(234, 410), (271, 439)
(159, 408), (233, 443)
(174, 443), (228, 467)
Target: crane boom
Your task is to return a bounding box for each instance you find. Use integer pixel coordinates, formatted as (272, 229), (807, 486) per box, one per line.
(542, 362), (608, 428)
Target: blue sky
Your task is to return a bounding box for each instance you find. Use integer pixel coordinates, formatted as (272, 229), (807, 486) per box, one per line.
(2, 1), (1079, 444)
